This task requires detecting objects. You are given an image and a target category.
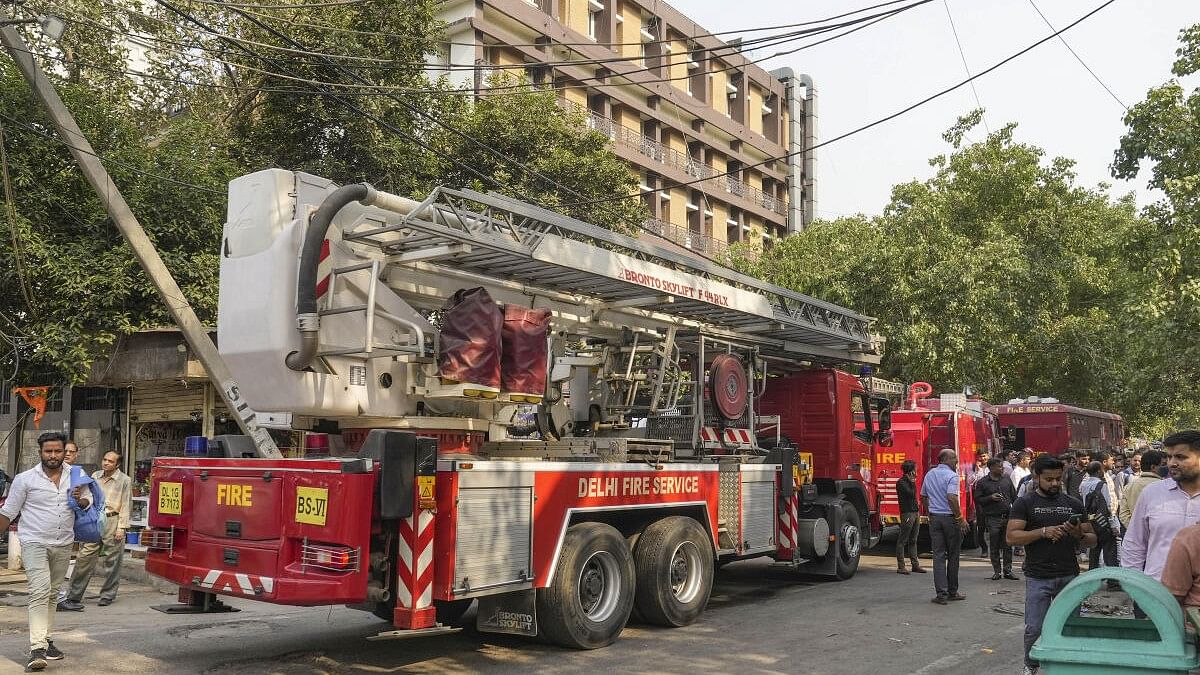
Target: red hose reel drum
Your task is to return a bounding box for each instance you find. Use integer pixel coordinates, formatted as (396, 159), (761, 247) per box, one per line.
(708, 353), (749, 421)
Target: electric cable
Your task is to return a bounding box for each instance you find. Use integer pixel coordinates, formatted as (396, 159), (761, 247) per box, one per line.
(560, 0), (1122, 209)
(102, 0), (884, 71)
(942, 0), (990, 133)
(1025, 0), (1126, 110)
(221, 0), (920, 49)
(101, 0), (924, 81)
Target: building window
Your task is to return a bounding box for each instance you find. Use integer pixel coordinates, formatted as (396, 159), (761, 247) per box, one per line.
(74, 386), (118, 411)
(0, 384), (9, 415)
(45, 387), (63, 413)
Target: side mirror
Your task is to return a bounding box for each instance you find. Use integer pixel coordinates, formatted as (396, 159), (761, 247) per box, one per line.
(876, 431), (894, 447)
(877, 407), (892, 432)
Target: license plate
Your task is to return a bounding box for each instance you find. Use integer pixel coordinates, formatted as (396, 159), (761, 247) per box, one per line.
(158, 482), (183, 515)
(295, 486), (329, 526)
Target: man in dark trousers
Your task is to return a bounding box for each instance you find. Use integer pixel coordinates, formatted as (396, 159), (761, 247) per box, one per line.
(921, 448), (967, 604)
(1062, 452), (1084, 500)
(1007, 454), (1095, 675)
(974, 457), (1018, 580)
(895, 459), (926, 574)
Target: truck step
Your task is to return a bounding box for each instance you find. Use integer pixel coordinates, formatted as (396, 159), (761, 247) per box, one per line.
(368, 625), (463, 641)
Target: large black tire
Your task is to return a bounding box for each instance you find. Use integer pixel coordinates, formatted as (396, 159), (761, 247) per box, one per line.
(632, 516), (714, 627)
(537, 522), (635, 649)
(834, 503), (863, 580)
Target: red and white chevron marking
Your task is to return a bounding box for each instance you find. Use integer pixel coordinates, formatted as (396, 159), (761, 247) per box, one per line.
(776, 493), (799, 560)
(314, 239), (333, 301)
(197, 569), (274, 596)
(395, 508), (436, 629)
(699, 427), (754, 447)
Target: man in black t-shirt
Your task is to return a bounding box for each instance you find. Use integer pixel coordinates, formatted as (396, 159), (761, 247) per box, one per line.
(1006, 454), (1096, 675)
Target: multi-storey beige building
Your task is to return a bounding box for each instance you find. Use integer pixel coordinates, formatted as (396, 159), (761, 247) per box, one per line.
(431, 0), (816, 257)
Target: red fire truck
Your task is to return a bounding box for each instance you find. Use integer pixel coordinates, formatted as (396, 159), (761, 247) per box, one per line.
(994, 398), (1124, 455)
(877, 383), (1002, 528)
(142, 170), (890, 649)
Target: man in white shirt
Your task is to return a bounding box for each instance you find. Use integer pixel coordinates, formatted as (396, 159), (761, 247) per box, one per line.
(1011, 450), (1033, 492)
(0, 432), (89, 671)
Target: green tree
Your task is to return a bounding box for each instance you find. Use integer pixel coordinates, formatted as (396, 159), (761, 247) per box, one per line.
(0, 0), (242, 383)
(751, 112), (1146, 424)
(1111, 23), (1200, 434)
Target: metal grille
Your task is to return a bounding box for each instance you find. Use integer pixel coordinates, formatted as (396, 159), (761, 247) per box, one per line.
(455, 487), (532, 593)
(300, 542), (361, 573)
(718, 467), (740, 550)
(646, 415), (696, 445)
(741, 480), (776, 551)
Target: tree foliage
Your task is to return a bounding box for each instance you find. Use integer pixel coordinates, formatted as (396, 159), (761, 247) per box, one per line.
(0, 0), (646, 382)
(1110, 23), (1200, 435)
(746, 111), (1151, 429)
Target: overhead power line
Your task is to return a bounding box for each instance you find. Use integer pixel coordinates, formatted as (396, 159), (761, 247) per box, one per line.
(191, 0), (370, 9)
(226, 0), (920, 49)
(941, 0), (990, 134)
(1025, 0), (1127, 110)
(561, 0), (1122, 209)
(102, 0), (927, 87)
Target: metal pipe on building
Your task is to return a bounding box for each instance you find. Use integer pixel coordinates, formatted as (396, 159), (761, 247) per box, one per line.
(770, 68), (817, 233)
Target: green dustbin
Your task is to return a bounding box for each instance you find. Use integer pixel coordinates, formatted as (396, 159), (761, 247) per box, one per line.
(1030, 566), (1199, 674)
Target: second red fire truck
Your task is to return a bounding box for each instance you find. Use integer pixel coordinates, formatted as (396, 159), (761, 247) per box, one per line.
(876, 383), (1002, 529)
(143, 170), (892, 649)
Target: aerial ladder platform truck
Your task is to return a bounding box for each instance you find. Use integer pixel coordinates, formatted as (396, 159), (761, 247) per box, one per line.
(142, 170), (892, 649)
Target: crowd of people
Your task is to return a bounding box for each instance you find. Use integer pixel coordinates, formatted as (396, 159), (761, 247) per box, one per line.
(0, 432), (132, 672)
(900, 430), (1200, 675)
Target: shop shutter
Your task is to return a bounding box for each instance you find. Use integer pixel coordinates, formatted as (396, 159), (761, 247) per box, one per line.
(129, 381), (206, 422)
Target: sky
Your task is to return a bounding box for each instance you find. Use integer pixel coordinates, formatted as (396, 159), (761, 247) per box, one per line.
(678, 0), (1198, 220)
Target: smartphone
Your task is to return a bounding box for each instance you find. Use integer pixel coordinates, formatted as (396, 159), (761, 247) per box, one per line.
(1067, 514), (1082, 526)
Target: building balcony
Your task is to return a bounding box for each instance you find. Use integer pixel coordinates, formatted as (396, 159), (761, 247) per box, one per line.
(641, 218), (728, 258)
(560, 99), (788, 216)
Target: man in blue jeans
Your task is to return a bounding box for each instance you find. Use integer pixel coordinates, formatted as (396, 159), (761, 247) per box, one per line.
(920, 448), (968, 604)
(1007, 454), (1095, 675)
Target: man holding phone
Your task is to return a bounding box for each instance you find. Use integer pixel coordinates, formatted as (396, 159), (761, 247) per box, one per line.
(1007, 454), (1096, 675)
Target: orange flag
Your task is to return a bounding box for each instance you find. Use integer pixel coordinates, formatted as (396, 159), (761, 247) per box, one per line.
(13, 386), (49, 428)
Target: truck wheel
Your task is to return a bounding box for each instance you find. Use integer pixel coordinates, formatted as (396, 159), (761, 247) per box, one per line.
(834, 504), (862, 580)
(537, 522), (635, 649)
(632, 516), (713, 627)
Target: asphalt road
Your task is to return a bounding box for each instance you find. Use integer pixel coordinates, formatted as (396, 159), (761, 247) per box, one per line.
(0, 546), (1075, 674)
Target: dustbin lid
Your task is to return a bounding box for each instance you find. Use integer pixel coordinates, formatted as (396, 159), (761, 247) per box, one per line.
(1030, 567), (1200, 669)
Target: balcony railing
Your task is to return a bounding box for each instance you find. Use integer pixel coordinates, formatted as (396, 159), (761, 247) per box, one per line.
(559, 99), (788, 216)
(641, 218), (727, 257)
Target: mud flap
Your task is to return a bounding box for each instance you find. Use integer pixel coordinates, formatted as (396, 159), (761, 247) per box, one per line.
(476, 590), (537, 637)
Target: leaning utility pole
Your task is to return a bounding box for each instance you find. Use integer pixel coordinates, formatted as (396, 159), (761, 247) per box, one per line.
(0, 15), (282, 457)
